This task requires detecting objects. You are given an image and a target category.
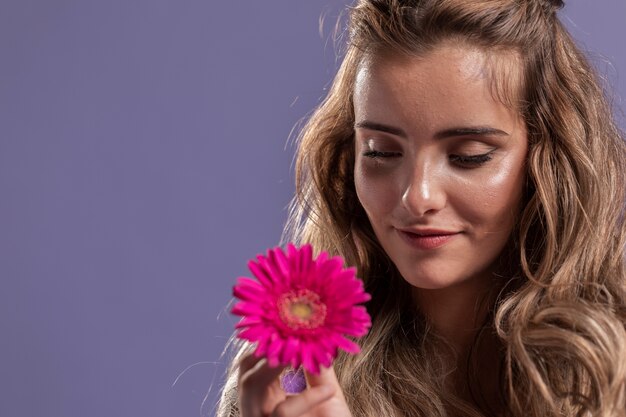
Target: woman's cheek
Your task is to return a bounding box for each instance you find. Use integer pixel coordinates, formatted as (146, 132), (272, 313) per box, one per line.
(449, 164), (523, 229)
(354, 161), (400, 217)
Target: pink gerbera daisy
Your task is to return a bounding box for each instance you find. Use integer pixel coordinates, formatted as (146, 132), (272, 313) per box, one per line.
(232, 243), (372, 375)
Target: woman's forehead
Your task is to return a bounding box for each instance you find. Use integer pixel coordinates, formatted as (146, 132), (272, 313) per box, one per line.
(355, 41), (524, 111)
(352, 43), (526, 137)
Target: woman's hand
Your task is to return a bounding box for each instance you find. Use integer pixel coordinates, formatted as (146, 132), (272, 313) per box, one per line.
(237, 353), (352, 417)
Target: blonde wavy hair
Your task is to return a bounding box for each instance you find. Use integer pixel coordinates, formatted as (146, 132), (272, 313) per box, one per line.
(217, 0), (626, 415)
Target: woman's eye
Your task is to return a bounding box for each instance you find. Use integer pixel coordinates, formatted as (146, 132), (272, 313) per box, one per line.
(363, 150), (402, 159)
(449, 151), (494, 167)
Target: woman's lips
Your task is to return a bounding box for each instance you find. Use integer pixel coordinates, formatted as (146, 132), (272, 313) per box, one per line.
(397, 229), (460, 250)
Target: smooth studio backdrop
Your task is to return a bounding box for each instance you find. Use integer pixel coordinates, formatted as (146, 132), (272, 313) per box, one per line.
(1, 1), (624, 416)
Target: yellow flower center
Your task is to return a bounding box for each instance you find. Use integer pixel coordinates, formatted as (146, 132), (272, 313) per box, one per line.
(277, 289), (327, 330)
(290, 302), (313, 320)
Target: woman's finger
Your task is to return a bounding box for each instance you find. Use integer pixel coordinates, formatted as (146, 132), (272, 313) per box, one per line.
(304, 366), (341, 391)
(240, 358), (286, 392)
(238, 357), (287, 417)
(238, 352), (263, 376)
(270, 385), (335, 417)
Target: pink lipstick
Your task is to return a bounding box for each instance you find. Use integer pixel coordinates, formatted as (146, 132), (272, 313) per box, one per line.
(397, 228), (460, 250)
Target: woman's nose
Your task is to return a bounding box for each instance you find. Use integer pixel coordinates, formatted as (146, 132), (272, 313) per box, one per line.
(401, 162), (446, 217)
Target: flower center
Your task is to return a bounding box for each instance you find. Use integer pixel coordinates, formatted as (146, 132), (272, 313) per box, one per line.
(277, 289), (327, 330)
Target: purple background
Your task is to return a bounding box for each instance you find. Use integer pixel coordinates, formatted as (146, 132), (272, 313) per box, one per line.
(0, 1), (624, 416)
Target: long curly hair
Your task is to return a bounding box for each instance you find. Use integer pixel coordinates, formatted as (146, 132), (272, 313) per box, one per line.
(217, 1), (626, 416)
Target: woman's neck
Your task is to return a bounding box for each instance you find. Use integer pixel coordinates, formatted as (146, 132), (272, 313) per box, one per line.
(412, 273), (506, 415)
(412, 275), (497, 354)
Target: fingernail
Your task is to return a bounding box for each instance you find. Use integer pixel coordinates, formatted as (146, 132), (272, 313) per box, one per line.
(280, 368), (306, 394)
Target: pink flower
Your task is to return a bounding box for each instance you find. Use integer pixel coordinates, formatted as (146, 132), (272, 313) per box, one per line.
(232, 244), (372, 375)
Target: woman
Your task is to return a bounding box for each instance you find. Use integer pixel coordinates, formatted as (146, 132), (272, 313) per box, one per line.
(218, 0), (626, 415)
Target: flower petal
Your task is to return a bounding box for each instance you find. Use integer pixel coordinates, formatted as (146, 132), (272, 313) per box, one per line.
(235, 316), (264, 329)
(301, 344), (318, 375)
(248, 260), (274, 288)
(233, 277), (267, 302)
(231, 244), (372, 372)
(266, 337), (285, 367)
(231, 301), (266, 317)
(282, 337), (300, 366)
(299, 244), (313, 277)
(316, 256), (343, 280)
(287, 244), (301, 279)
(331, 334), (361, 354)
(238, 325), (269, 342)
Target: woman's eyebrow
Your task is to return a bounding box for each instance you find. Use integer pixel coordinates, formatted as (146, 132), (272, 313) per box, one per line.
(434, 126), (509, 139)
(354, 121), (407, 137)
(354, 120), (509, 139)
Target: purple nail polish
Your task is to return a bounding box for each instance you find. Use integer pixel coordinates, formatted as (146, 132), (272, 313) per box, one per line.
(280, 368), (306, 394)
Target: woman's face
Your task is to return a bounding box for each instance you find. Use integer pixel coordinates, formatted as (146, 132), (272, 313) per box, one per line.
(353, 44), (528, 293)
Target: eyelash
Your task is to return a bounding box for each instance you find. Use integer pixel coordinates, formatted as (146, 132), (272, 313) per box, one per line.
(449, 151), (494, 166)
(362, 150), (495, 166)
(362, 150), (402, 159)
